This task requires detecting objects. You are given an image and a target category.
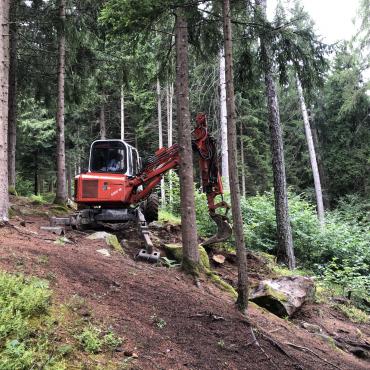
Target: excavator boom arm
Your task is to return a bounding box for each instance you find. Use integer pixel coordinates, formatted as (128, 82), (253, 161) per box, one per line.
(130, 113), (231, 245)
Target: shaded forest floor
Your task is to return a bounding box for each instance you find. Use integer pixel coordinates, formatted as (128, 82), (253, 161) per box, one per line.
(0, 196), (369, 369)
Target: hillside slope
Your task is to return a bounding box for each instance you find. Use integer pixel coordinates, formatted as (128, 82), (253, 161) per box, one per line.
(0, 199), (369, 369)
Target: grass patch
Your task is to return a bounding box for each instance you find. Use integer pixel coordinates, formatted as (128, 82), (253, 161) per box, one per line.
(29, 194), (48, 205)
(0, 271), (66, 369)
(159, 210), (181, 225)
(334, 304), (369, 324)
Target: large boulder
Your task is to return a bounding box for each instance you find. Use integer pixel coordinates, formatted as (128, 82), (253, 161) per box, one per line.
(250, 276), (315, 317)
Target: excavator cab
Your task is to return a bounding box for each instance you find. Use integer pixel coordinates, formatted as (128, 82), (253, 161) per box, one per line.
(89, 140), (141, 176)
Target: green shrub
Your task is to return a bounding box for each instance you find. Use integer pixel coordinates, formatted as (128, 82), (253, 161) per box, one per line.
(0, 271), (68, 369)
(15, 175), (34, 197)
(29, 194), (48, 205)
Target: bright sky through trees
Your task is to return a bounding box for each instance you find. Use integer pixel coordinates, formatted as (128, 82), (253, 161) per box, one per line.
(268, 0), (360, 43)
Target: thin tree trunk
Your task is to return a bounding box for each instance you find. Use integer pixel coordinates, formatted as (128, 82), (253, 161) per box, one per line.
(55, 0), (67, 204)
(256, 0), (295, 269)
(219, 48), (229, 190)
(296, 77), (324, 226)
(175, 9), (199, 273)
(7, 0), (17, 189)
(34, 151), (38, 195)
(166, 83), (174, 204)
(0, 0), (10, 223)
(240, 123), (246, 197)
(67, 161), (72, 198)
(120, 85), (124, 140)
(157, 77), (165, 206)
(99, 99), (106, 140)
(310, 111), (330, 209)
(223, 0), (249, 313)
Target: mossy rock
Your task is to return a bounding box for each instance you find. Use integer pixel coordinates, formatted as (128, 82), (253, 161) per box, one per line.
(86, 232), (124, 255)
(106, 234), (124, 254)
(163, 243), (209, 269)
(250, 276), (315, 317)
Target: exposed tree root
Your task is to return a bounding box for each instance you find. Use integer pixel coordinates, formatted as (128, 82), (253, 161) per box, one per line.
(284, 342), (341, 369)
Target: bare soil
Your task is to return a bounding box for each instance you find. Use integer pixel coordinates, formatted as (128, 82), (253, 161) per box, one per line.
(0, 199), (369, 369)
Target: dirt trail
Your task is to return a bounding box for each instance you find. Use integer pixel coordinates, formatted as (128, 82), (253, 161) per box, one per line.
(0, 212), (369, 369)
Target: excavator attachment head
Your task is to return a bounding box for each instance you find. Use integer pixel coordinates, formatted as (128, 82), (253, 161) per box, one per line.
(201, 213), (232, 246)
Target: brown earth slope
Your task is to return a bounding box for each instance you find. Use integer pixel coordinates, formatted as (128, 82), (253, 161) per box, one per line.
(0, 201), (369, 369)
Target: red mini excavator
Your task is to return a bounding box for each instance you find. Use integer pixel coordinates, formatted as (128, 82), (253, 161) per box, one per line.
(59, 113), (231, 262)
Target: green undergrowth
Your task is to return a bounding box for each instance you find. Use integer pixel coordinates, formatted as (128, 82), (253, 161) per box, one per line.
(158, 210), (181, 225)
(0, 271), (124, 369)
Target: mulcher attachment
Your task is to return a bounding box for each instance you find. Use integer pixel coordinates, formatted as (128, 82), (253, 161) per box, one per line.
(136, 209), (161, 263)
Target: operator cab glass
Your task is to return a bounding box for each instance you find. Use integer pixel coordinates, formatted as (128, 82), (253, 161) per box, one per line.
(90, 141), (127, 173)
(89, 140), (141, 176)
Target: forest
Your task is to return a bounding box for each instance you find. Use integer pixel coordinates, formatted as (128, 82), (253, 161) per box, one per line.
(0, 0), (369, 369)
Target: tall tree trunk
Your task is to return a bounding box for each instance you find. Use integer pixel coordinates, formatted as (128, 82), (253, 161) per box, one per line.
(99, 99), (106, 139)
(219, 48), (229, 190)
(256, 0), (295, 269)
(223, 0), (249, 313)
(55, 0), (67, 204)
(166, 83), (174, 204)
(157, 77), (165, 206)
(0, 0), (10, 223)
(240, 123), (246, 197)
(296, 77), (324, 226)
(175, 9), (199, 273)
(34, 151), (38, 195)
(67, 161), (72, 198)
(310, 111), (330, 209)
(120, 85), (124, 140)
(7, 0), (16, 189)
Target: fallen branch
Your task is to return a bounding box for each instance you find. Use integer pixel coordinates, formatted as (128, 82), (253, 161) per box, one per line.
(284, 342), (341, 369)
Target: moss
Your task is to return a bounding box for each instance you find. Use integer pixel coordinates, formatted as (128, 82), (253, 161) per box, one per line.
(263, 285), (288, 302)
(50, 205), (69, 216)
(164, 243), (184, 261)
(8, 207), (16, 219)
(106, 234), (124, 254)
(205, 269), (238, 298)
(8, 186), (17, 196)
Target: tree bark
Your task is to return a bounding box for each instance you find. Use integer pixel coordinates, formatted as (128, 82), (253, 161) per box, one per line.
(166, 82), (174, 204)
(157, 77), (165, 206)
(55, 0), (67, 204)
(219, 48), (229, 190)
(120, 85), (124, 140)
(175, 9), (200, 273)
(296, 77), (325, 226)
(99, 99), (106, 140)
(7, 0), (17, 189)
(256, 0), (295, 269)
(223, 0), (249, 313)
(0, 0), (10, 223)
(240, 123), (246, 197)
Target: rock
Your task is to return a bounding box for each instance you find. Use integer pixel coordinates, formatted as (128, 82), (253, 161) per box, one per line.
(212, 254), (225, 265)
(96, 248), (111, 257)
(249, 276), (315, 317)
(87, 232), (124, 254)
(301, 322), (322, 333)
(163, 243), (210, 269)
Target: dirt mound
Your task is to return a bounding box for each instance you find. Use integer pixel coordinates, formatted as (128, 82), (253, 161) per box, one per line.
(0, 204), (368, 369)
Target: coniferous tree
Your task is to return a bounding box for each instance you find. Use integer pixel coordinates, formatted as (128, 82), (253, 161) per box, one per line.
(55, 0), (67, 204)
(255, 0), (295, 269)
(0, 0), (10, 223)
(223, 0), (249, 312)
